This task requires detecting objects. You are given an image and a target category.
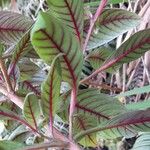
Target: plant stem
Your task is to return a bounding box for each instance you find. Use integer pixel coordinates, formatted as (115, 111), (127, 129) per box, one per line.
(0, 58), (13, 92)
(0, 84), (76, 145)
(69, 87), (77, 140)
(0, 85), (23, 109)
(80, 60), (112, 84)
(83, 0), (107, 53)
(22, 141), (69, 150)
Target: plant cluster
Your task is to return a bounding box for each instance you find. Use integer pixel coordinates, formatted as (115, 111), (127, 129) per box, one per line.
(0, 0), (150, 150)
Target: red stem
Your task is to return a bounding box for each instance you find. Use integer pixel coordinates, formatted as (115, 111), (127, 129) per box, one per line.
(69, 87), (77, 140)
(0, 111), (38, 134)
(83, 0), (107, 53)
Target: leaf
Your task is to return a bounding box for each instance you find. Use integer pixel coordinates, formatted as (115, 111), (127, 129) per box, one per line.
(0, 102), (22, 132)
(18, 58), (40, 81)
(0, 42), (4, 56)
(18, 81), (41, 96)
(117, 85), (150, 98)
(59, 88), (126, 121)
(0, 0), (10, 8)
(58, 88), (126, 146)
(101, 29), (150, 70)
(47, 0), (84, 43)
(0, 106), (37, 133)
(41, 55), (62, 120)
(11, 30), (33, 64)
(0, 11), (33, 45)
(31, 12), (83, 87)
(75, 109), (150, 141)
(86, 46), (120, 72)
(84, 9), (140, 50)
(8, 30), (34, 83)
(87, 47), (112, 69)
(109, 0), (128, 4)
(7, 125), (28, 141)
(125, 99), (150, 111)
(23, 93), (40, 129)
(132, 132), (150, 150)
(57, 90), (124, 146)
(84, 0), (128, 6)
(73, 113), (97, 147)
(0, 141), (24, 150)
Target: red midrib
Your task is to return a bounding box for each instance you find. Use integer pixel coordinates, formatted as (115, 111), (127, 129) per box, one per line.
(10, 36), (30, 76)
(41, 29), (77, 87)
(102, 38), (150, 71)
(101, 16), (137, 25)
(64, 0), (81, 42)
(49, 66), (54, 133)
(0, 27), (26, 32)
(0, 111), (37, 133)
(28, 100), (38, 130)
(76, 104), (110, 120)
(89, 55), (105, 61)
(101, 117), (150, 132)
(77, 117), (96, 144)
(24, 81), (40, 96)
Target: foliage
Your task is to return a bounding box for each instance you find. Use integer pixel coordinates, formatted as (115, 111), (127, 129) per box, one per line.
(0, 0), (149, 150)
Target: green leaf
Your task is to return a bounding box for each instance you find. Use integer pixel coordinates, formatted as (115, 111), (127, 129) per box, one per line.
(18, 58), (40, 81)
(87, 47), (112, 69)
(86, 46), (120, 72)
(132, 133), (150, 150)
(18, 81), (41, 96)
(84, 0), (128, 6)
(31, 12), (83, 87)
(58, 88), (126, 146)
(0, 106), (37, 133)
(0, 11), (33, 45)
(125, 99), (150, 111)
(100, 29), (150, 72)
(41, 55), (62, 120)
(11, 30), (33, 65)
(73, 113), (97, 147)
(75, 109), (150, 141)
(59, 88), (126, 121)
(0, 141), (24, 150)
(0, 42), (4, 56)
(85, 9), (140, 50)
(117, 85), (150, 98)
(7, 125), (28, 141)
(23, 93), (40, 129)
(0, 0), (10, 8)
(47, 0), (84, 43)
(109, 0), (128, 4)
